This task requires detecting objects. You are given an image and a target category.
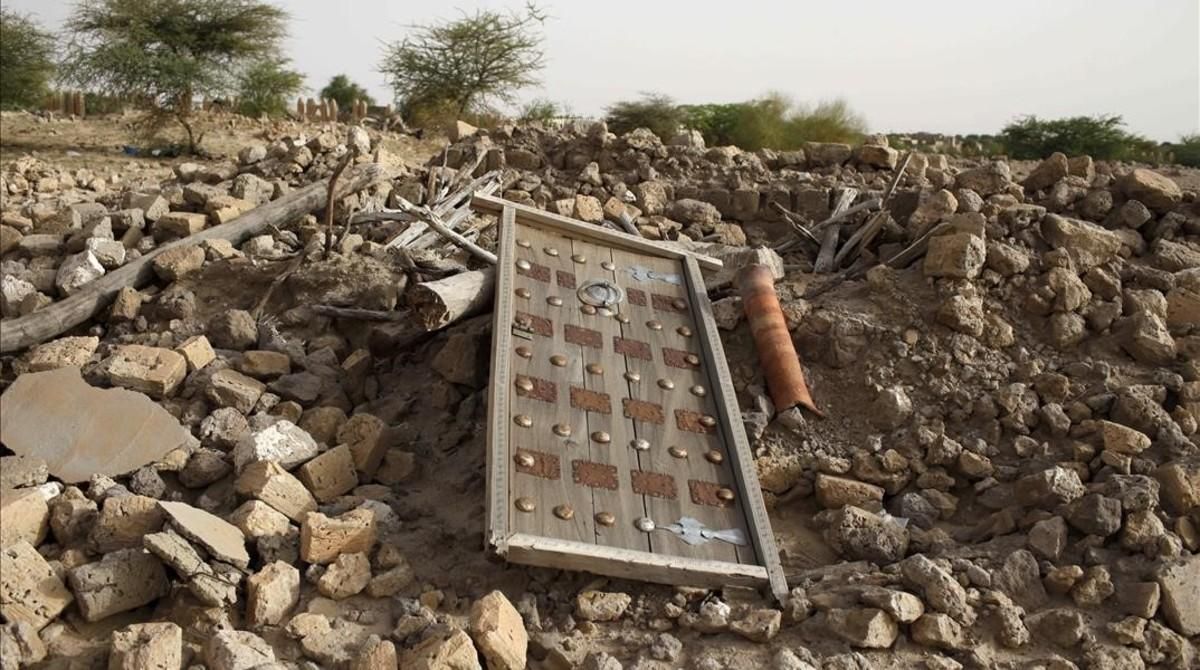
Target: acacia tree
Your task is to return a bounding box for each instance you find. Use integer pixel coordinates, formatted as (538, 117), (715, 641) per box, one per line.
(0, 10), (56, 110)
(237, 58), (304, 118)
(320, 74), (374, 111)
(379, 3), (546, 121)
(60, 0), (289, 153)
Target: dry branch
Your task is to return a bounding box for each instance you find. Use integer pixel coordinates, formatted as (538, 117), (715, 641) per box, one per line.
(0, 164), (386, 353)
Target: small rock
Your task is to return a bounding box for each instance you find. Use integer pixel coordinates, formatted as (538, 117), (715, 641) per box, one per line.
(576, 590), (631, 621)
(67, 548), (169, 622)
(108, 622), (182, 670)
(205, 630), (276, 670)
(469, 590), (527, 670)
(825, 608), (898, 649)
(300, 508), (376, 564)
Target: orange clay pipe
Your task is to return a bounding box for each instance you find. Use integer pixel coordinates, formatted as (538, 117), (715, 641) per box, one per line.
(736, 263), (822, 417)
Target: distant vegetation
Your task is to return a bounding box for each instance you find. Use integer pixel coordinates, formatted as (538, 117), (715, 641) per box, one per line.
(605, 92), (867, 149)
(380, 4), (546, 130)
(998, 114), (1159, 162)
(605, 93), (686, 139)
(320, 74), (375, 111)
(1167, 134), (1200, 167)
(236, 59), (304, 118)
(0, 10), (56, 110)
(60, 0), (291, 153)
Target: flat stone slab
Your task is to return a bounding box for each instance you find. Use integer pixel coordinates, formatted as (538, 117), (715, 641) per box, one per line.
(0, 367), (191, 483)
(159, 501), (250, 569)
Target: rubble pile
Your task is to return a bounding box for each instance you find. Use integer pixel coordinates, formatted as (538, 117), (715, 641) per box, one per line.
(1, 118), (1199, 669)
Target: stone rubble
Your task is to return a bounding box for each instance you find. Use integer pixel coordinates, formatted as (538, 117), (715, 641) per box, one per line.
(0, 117), (1197, 669)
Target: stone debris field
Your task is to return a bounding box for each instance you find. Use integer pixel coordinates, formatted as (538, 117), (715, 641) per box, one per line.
(0, 110), (1199, 670)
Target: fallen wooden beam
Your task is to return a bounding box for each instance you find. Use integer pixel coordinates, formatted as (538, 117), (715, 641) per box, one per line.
(0, 164), (386, 353)
(407, 268), (496, 331)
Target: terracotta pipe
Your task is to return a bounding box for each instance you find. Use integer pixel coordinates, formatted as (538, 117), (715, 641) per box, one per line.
(736, 264), (822, 417)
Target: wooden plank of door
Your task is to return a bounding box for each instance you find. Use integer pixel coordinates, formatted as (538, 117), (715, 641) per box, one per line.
(486, 206), (518, 552)
(507, 222), (595, 543)
(569, 235), (651, 553)
(683, 255), (789, 600)
(610, 248), (745, 564)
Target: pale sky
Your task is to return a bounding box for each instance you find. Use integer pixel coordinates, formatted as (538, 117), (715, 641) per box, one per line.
(11, 0), (1200, 140)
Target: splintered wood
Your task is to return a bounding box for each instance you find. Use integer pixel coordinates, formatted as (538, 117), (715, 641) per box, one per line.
(479, 197), (787, 600)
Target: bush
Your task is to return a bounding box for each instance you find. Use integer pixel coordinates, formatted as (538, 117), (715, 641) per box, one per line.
(518, 97), (569, 124)
(605, 92), (685, 139)
(1168, 134), (1200, 167)
(320, 74), (374, 111)
(0, 10), (56, 110)
(683, 93), (867, 150)
(236, 59), (304, 118)
(999, 115), (1159, 161)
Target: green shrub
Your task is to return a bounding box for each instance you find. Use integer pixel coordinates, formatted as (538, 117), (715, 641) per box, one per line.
(1168, 134), (1200, 167)
(320, 74), (374, 111)
(999, 115), (1159, 161)
(682, 93), (867, 150)
(236, 59), (304, 118)
(0, 10), (56, 110)
(605, 92), (685, 139)
(518, 97), (569, 123)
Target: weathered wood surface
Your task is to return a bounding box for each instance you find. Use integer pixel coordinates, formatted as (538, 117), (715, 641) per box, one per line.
(0, 164), (385, 353)
(407, 269), (496, 331)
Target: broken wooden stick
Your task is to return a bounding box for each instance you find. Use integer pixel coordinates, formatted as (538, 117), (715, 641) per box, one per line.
(312, 305), (408, 321)
(422, 209), (498, 265)
(814, 188), (859, 272)
(0, 163), (386, 353)
(406, 268), (496, 331)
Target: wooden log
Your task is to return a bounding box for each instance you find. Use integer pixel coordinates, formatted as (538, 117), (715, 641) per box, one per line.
(407, 268), (495, 331)
(814, 188), (857, 273)
(0, 164), (385, 353)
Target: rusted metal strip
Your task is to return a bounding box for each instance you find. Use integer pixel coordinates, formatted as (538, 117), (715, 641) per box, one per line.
(736, 264), (822, 416)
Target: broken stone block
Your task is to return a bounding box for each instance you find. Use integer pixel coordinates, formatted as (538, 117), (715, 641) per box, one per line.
(176, 335), (216, 372)
(205, 630), (276, 670)
(824, 505), (909, 564)
(1158, 556), (1199, 636)
(85, 238), (126, 269)
(238, 350), (290, 378)
(1027, 516), (1068, 561)
(108, 286), (142, 322)
(109, 622), (182, 670)
(68, 548), (169, 622)
(300, 508), (376, 564)
(55, 251), (105, 296)
(901, 554), (975, 626)
(0, 621), (47, 668)
(815, 474), (885, 509)
(159, 500), (250, 568)
(400, 628), (481, 670)
(1015, 466), (1084, 508)
(297, 445), (359, 503)
(730, 608), (782, 642)
(234, 461), (317, 522)
(49, 489), (98, 546)
(232, 420), (318, 472)
(575, 591), (631, 621)
(90, 494), (165, 553)
(316, 551), (371, 599)
(335, 414), (389, 479)
(0, 541), (73, 629)
(155, 212), (208, 237)
(366, 561), (415, 597)
(0, 488), (49, 548)
(22, 336), (100, 372)
(246, 561), (300, 629)
(351, 635), (397, 670)
(269, 371), (323, 404)
(911, 613), (964, 650)
(228, 500), (291, 539)
(1065, 493), (1122, 537)
(859, 588), (924, 624)
(1118, 312), (1176, 366)
(1116, 167), (1183, 213)
(208, 310), (258, 350)
(151, 244), (205, 281)
(0, 455), (49, 490)
(1039, 214), (1122, 271)
(206, 368), (266, 414)
(297, 406), (347, 445)
(290, 614), (373, 667)
(143, 528), (232, 606)
(924, 233), (986, 279)
(469, 590), (527, 670)
(993, 550), (1049, 612)
(1027, 608), (1085, 648)
(825, 608), (898, 649)
(102, 344), (188, 397)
